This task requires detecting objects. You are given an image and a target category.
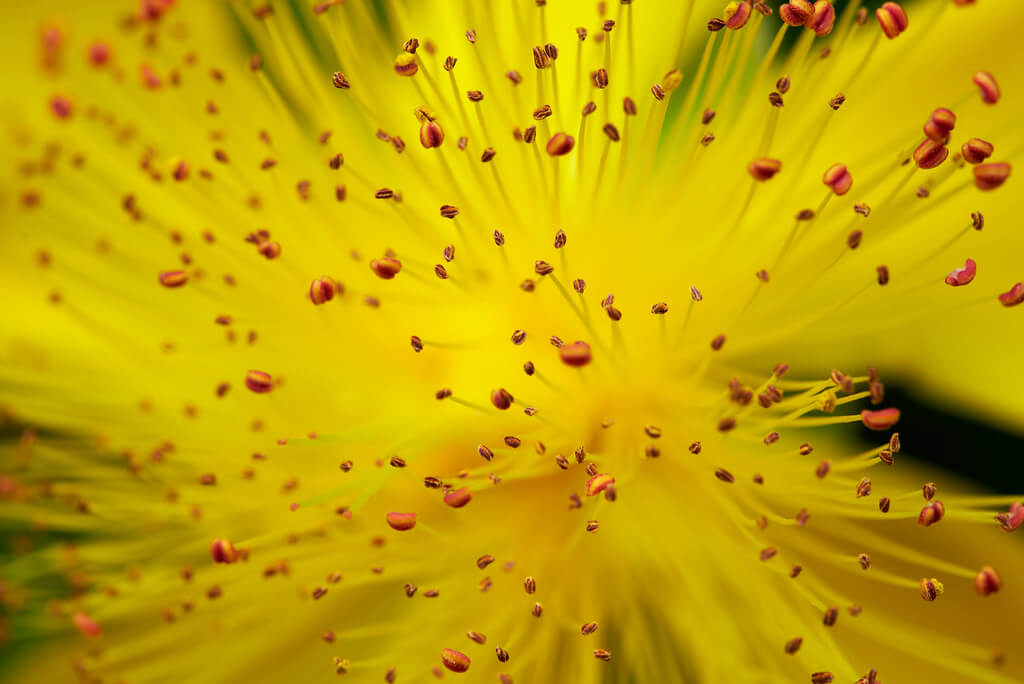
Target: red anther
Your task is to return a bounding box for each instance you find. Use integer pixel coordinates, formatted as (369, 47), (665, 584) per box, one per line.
(779, 0), (812, 26)
(748, 158), (782, 181)
(258, 241), (282, 258)
(490, 388), (514, 410)
(546, 132), (575, 156)
(50, 95), (73, 119)
(586, 473), (615, 496)
(999, 283), (1024, 307)
(559, 341), (592, 367)
(944, 258), (976, 287)
(806, 1), (835, 37)
(88, 42), (110, 66)
(923, 108), (956, 143)
(975, 566), (1002, 596)
(973, 162), (1011, 191)
(370, 256), (402, 279)
(394, 53), (418, 76)
(441, 648), (471, 673)
(961, 138), (993, 165)
(973, 71), (1000, 105)
(244, 370), (273, 394)
(876, 2), (908, 39)
(172, 161), (189, 181)
(997, 501), (1024, 530)
(309, 276), (337, 305)
(158, 270), (188, 288)
(918, 500), (945, 527)
(860, 408), (899, 430)
(420, 120), (444, 148)
(210, 538), (239, 563)
(73, 612), (102, 638)
(913, 139), (948, 170)
(822, 163), (852, 195)
(444, 487), (472, 508)
(141, 64), (162, 88)
(724, 2), (752, 29)
(386, 512), (417, 531)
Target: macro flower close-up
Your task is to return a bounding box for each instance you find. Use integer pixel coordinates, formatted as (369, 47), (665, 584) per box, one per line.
(4, 0), (1024, 682)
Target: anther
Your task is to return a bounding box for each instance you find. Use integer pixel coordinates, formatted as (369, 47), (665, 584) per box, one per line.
(504, 436), (521, 448)
(800, 443), (813, 456)
(560, 341), (593, 367)
(760, 547), (778, 561)
(436, 388), (452, 400)
(999, 283), (1024, 307)
(920, 577), (944, 601)
(593, 650), (612, 661)
(651, 84), (666, 101)
(861, 408), (900, 430)
(973, 71), (1000, 105)
(724, 2), (752, 29)
(441, 649), (471, 673)
(309, 276), (337, 305)
(975, 566), (1002, 596)
(923, 108), (955, 142)
(945, 258), (976, 286)
(371, 257), (402, 279)
(807, 1), (836, 36)
(829, 93), (846, 110)
(879, 496), (891, 513)
(535, 260), (554, 276)
(467, 631), (487, 645)
(386, 512), (417, 531)
(394, 53), (418, 76)
(776, 76), (790, 94)
(495, 647), (510, 663)
(855, 477), (872, 497)
(811, 674), (834, 684)
(847, 230), (863, 249)
(444, 487), (472, 508)
(546, 132), (575, 156)
(996, 501), (1024, 530)
(914, 139), (948, 170)
(918, 500), (945, 526)
(533, 46), (551, 69)
(769, 91), (784, 107)
(785, 637), (802, 655)
(858, 553), (871, 570)
(961, 139), (993, 165)
(707, 18), (727, 32)
(586, 473), (615, 496)
(876, 2), (908, 39)
(420, 120), (444, 148)
(593, 68), (609, 89)
(822, 164), (852, 195)
(823, 606), (838, 627)
(602, 123), (620, 142)
(973, 162), (1011, 191)
(710, 334), (726, 351)
(876, 265), (890, 286)
(210, 538), (239, 564)
(714, 468), (735, 483)
(922, 482), (937, 501)
(159, 270), (189, 288)
(424, 476), (442, 488)
(466, 90), (483, 102)
(779, 0), (812, 26)
(533, 105), (553, 120)
(245, 370), (273, 394)
(748, 158), (782, 181)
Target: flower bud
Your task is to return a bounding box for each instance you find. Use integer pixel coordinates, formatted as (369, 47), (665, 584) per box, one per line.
(748, 158), (782, 181)
(876, 2), (908, 39)
(822, 163), (852, 195)
(913, 139), (948, 170)
(973, 162), (1010, 190)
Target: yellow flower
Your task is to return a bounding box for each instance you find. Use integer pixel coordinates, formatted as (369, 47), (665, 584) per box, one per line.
(2, 1), (1023, 683)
